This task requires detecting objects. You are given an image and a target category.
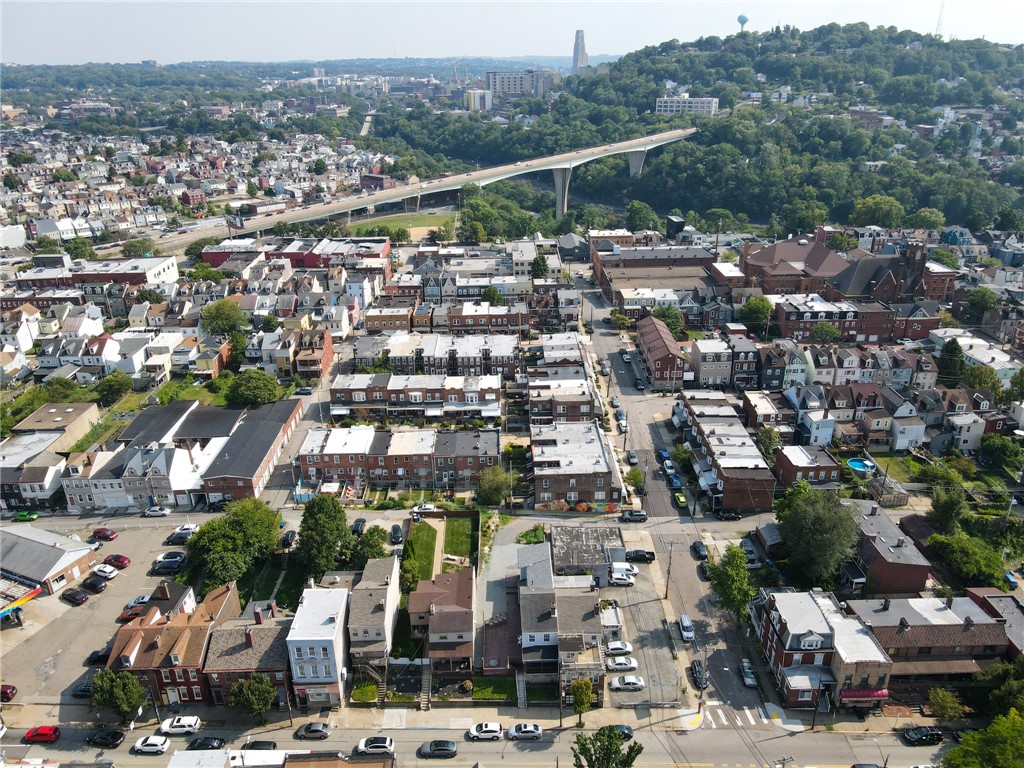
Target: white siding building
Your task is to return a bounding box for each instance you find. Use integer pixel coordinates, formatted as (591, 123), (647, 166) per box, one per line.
(287, 588), (349, 709)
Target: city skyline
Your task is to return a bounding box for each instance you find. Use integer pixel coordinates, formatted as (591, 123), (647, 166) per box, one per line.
(1, 0), (1020, 67)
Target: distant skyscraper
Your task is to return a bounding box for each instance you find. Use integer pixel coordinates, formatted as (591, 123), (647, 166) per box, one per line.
(572, 30), (588, 75)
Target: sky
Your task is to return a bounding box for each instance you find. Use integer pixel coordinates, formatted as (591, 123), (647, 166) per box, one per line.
(1, 0), (1021, 66)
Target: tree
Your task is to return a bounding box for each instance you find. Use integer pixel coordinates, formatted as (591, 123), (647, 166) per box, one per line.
(530, 254), (549, 279)
(570, 678), (595, 726)
(65, 237), (97, 260)
(809, 322), (842, 343)
(260, 314), (280, 332)
(34, 235), (62, 253)
(120, 237), (158, 259)
(707, 545), (755, 618)
(185, 237), (222, 261)
(850, 194), (905, 228)
(478, 464), (514, 506)
(939, 309), (959, 328)
(937, 339), (965, 388)
(2, 171), (19, 190)
(996, 208), (1024, 232)
(246, 180), (259, 197)
(624, 200), (660, 232)
(777, 489), (859, 588)
(481, 286), (505, 306)
(400, 556), (419, 592)
(191, 262), (226, 283)
(225, 369), (278, 408)
(350, 525), (389, 570)
(52, 167), (76, 182)
(227, 674), (277, 724)
(928, 485), (967, 534)
(95, 371), (133, 406)
(296, 494), (353, 579)
(962, 365), (1003, 397)
(670, 443), (692, 469)
(135, 288), (165, 305)
(1006, 368), (1024, 404)
(964, 287), (998, 314)
(309, 158), (328, 175)
(739, 296), (773, 336)
(185, 499), (279, 588)
(927, 532), (1005, 588)
(624, 467), (645, 490)
(780, 198), (828, 235)
(980, 433), (1024, 476)
(826, 233), (859, 252)
(90, 669), (148, 723)
(200, 299), (247, 335)
(652, 305), (685, 340)
(571, 723), (644, 768)
(929, 250), (960, 270)
(908, 207), (946, 231)
(205, 549), (250, 586)
(755, 426), (781, 467)
(609, 311), (633, 330)
(927, 687), (965, 721)
(941, 708), (1024, 768)
(457, 219), (486, 245)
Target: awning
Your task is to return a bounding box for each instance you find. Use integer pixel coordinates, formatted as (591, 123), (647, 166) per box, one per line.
(839, 688), (889, 701)
(424, 408), (443, 417)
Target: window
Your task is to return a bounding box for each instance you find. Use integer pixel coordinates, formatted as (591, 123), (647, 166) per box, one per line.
(843, 675), (853, 688)
(162, 670), (171, 682)
(323, 664), (331, 677)
(188, 669), (197, 681)
(311, 666), (319, 678)
(192, 685), (202, 700)
(296, 665), (306, 677)
(294, 647), (303, 659)
(175, 669), (184, 682)
(918, 646), (933, 655)
(798, 690), (812, 701)
(321, 646), (329, 658)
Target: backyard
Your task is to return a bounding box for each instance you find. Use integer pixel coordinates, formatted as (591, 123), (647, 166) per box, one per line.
(406, 521), (437, 581)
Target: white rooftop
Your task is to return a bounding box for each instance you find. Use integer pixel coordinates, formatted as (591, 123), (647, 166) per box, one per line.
(288, 588), (349, 640)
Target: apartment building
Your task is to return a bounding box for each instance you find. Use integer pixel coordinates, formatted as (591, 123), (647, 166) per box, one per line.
(287, 588), (349, 709)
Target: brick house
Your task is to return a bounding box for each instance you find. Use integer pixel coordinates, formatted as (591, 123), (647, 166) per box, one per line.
(531, 421), (624, 514)
(329, 372), (501, 422)
(181, 189), (206, 208)
(364, 306), (414, 334)
(203, 603), (292, 707)
(838, 502), (931, 597)
(408, 568), (477, 674)
(773, 446), (841, 486)
(348, 557), (401, 671)
(284, 329), (334, 382)
(634, 315), (688, 391)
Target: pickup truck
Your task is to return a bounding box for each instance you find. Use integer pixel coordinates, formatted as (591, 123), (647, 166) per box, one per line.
(624, 550), (656, 563)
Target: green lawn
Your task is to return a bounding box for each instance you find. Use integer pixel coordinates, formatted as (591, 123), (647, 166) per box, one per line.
(869, 454), (916, 484)
(471, 675), (516, 701)
(407, 521), (437, 580)
(443, 518), (473, 558)
(351, 212), (455, 233)
(351, 681), (378, 702)
(273, 558), (309, 611)
(390, 609), (423, 659)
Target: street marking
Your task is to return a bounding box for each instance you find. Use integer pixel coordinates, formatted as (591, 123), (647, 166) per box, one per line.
(706, 715), (716, 728)
(758, 707), (769, 723)
(744, 706), (755, 724)
(735, 715), (743, 726)
(716, 709), (728, 725)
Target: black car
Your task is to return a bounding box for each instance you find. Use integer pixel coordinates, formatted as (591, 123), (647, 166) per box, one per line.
(151, 559), (183, 575)
(82, 575), (108, 593)
(242, 741), (278, 750)
(690, 659), (710, 690)
(351, 518), (366, 536)
(166, 530), (193, 545)
(188, 737), (227, 750)
(598, 725), (633, 742)
(281, 530), (297, 548)
(624, 550), (655, 563)
(208, 499), (229, 512)
(72, 681), (94, 698)
(903, 726), (944, 746)
(418, 739), (458, 759)
(62, 587), (89, 606)
(86, 648), (110, 665)
(716, 510), (742, 521)
(698, 562), (712, 580)
(86, 729), (125, 749)
(390, 524), (404, 544)
(691, 541), (709, 560)
(635, 378), (645, 390)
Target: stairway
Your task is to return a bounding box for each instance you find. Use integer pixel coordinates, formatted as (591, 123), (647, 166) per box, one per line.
(419, 664), (432, 711)
(376, 679), (387, 708)
(516, 671), (527, 709)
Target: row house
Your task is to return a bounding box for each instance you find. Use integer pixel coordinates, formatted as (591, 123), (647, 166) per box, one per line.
(690, 338), (732, 387)
(839, 501), (931, 597)
(203, 604), (292, 708)
(759, 340), (808, 391)
(771, 295), (898, 344)
(15, 256), (178, 291)
(353, 332), (520, 379)
(364, 306), (413, 334)
(287, 588), (349, 710)
(329, 372), (502, 422)
(348, 557), (401, 673)
(0, 289), (87, 313)
(448, 301), (530, 336)
(531, 421), (624, 513)
(408, 568), (477, 673)
(277, 328), (334, 382)
(528, 371), (601, 425)
(634, 315), (690, 391)
(0, 304), (41, 353)
(773, 445), (841, 486)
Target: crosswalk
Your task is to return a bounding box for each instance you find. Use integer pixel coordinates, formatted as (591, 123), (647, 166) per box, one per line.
(702, 700), (770, 729)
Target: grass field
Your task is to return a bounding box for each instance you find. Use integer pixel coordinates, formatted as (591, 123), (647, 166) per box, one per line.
(407, 521), (438, 581)
(443, 517), (473, 558)
(351, 212), (455, 233)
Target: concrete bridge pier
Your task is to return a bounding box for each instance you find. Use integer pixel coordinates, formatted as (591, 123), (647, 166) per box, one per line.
(626, 149), (647, 178)
(552, 166), (573, 220)
(404, 195), (420, 212)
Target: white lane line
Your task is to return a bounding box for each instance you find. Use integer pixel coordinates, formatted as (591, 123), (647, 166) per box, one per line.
(744, 706), (756, 725)
(717, 710), (729, 725)
(706, 715), (717, 729)
(758, 707), (769, 723)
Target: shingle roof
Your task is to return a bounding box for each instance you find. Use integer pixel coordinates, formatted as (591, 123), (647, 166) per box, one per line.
(0, 526), (94, 583)
(203, 616), (291, 672)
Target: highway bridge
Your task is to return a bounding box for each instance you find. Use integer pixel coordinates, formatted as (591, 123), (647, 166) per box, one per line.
(151, 127), (697, 255)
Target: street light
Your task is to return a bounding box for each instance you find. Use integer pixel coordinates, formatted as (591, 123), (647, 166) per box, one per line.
(872, 738), (890, 768)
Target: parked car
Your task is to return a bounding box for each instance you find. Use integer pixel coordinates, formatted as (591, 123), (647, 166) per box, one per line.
(281, 530), (297, 548)
(351, 518), (366, 536)
(418, 739), (458, 758)
(92, 528), (118, 541)
(468, 722), (503, 741)
(698, 562), (712, 580)
(614, 408), (626, 422)
(1, 684), (17, 702)
(390, 524), (404, 544)
(507, 723), (543, 741)
(166, 530), (193, 545)
(82, 575), (108, 593)
(295, 723), (332, 740)
(609, 676), (645, 692)
(72, 680), (94, 699)
(92, 564), (119, 580)
(655, 449), (671, 463)
(1005, 571), (1019, 590)
(103, 554), (131, 569)
(119, 605), (146, 622)
(619, 509), (647, 523)
(690, 659), (710, 690)
(903, 726), (944, 746)
(87, 729), (125, 749)
(626, 449), (639, 465)
(151, 559), (183, 575)
(86, 648), (110, 665)
(605, 640), (634, 657)
(716, 510), (742, 521)
(740, 658), (757, 688)
(25, 726), (61, 743)
(155, 551), (186, 565)
(242, 741), (278, 750)
(62, 588), (89, 606)
(608, 573), (635, 587)
(610, 396), (621, 408)
(188, 737), (227, 750)
(673, 492), (689, 508)
(160, 716), (202, 735)
(133, 736), (170, 754)
(625, 549), (655, 563)
(666, 474), (682, 491)
(12, 510), (39, 522)
(621, 352), (631, 362)
(606, 656), (638, 672)
(356, 736), (395, 755)
(691, 541), (708, 560)
(635, 378), (645, 390)
(143, 506), (172, 517)
(125, 595), (150, 609)
(599, 725), (633, 742)
(295, 387), (313, 396)
(413, 503), (437, 513)
(207, 499), (229, 512)
(174, 523), (199, 535)
(663, 460), (677, 475)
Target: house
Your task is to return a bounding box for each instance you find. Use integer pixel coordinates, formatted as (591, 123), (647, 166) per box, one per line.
(287, 588), (349, 709)
(329, 373), (501, 422)
(12, 402), (100, 454)
(839, 501), (931, 597)
(203, 603), (292, 707)
(690, 338), (733, 388)
(0, 430), (67, 511)
(774, 446), (841, 486)
(107, 582), (242, 706)
(347, 557), (401, 670)
(550, 525), (623, 581)
(530, 421), (624, 513)
(408, 567), (476, 673)
(0, 525), (97, 595)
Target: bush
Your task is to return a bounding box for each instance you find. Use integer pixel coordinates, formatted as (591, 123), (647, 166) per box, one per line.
(517, 523), (546, 545)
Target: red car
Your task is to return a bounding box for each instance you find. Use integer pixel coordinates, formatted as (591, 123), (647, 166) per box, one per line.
(119, 606), (145, 622)
(103, 554), (131, 569)
(1, 684), (16, 702)
(25, 725), (61, 743)
(92, 528), (118, 541)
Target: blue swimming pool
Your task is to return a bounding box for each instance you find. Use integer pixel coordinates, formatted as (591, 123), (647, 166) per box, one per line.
(847, 458), (878, 478)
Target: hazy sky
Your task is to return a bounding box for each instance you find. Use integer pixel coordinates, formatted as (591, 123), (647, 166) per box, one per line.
(1, 0), (1020, 66)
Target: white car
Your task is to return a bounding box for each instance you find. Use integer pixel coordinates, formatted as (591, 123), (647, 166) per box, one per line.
(621, 352), (631, 362)
(174, 524), (199, 535)
(160, 716), (202, 735)
(143, 506), (172, 517)
(412, 504), (437, 513)
(608, 573), (635, 587)
(613, 563), (639, 576)
(605, 640), (634, 657)
(468, 722), (503, 741)
(133, 736), (170, 754)
(356, 736), (395, 755)
(92, 564), (119, 580)
(125, 595), (150, 609)
(663, 460), (677, 475)
(606, 656), (639, 672)
(609, 675), (646, 692)
(740, 658), (757, 688)
(507, 723), (543, 741)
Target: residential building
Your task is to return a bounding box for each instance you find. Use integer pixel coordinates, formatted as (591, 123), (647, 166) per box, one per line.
(353, 332), (520, 378)
(287, 588), (349, 709)
(839, 501), (931, 597)
(690, 338), (733, 387)
(203, 603), (292, 707)
(12, 402), (100, 454)
(531, 421), (624, 513)
(348, 557), (401, 671)
(408, 567), (477, 673)
(774, 446), (841, 486)
(329, 373), (501, 422)
(654, 95), (719, 116)
(635, 315), (689, 391)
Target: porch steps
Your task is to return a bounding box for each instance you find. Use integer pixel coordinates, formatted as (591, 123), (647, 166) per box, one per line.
(516, 671), (527, 708)
(376, 680), (387, 708)
(419, 665), (432, 711)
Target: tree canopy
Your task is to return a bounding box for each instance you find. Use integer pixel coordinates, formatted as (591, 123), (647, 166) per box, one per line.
(940, 708), (1024, 768)
(739, 296), (773, 335)
(185, 499), (279, 590)
(200, 298), (247, 335)
(707, 544), (756, 617)
(777, 489), (859, 588)
(809, 322), (842, 343)
(571, 727), (644, 768)
(225, 369), (279, 408)
(937, 338), (965, 388)
(90, 669), (148, 723)
(296, 494), (353, 579)
(227, 674), (277, 723)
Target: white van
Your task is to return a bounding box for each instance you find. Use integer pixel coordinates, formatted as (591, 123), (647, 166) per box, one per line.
(610, 562), (639, 577)
(678, 614), (695, 642)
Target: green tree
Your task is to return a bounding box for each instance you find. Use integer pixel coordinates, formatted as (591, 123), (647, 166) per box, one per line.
(571, 720), (644, 768)
(296, 494), (353, 579)
(2, 171), (19, 190)
(941, 708), (1024, 768)
(809, 322), (842, 343)
(205, 549), (250, 586)
(309, 158), (328, 175)
(227, 674), (277, 724)
(1006, 368), (1024, 404)
(95, 371), (133, 406)
(707, 545), (755, 618)
(185, 499), (279, 587)
(939, 309), (960, 328)
(191, 262), (226, 283)
(246, 180), (259, 197)
(185, 237), (222, 261)
(777, 489), (859, 588)
(200, 299), (247, 335)
(400, 556), (419, 592)
(609, 310), (633, 330)
(260, 314), (281, 332)
(65, 238), (97, 260)
(52, 167), (76, 182)
(135, 288), (165, 304)
(481, 286), (505, 306)
(624, 200), (660, 232)
(570, 678), (595, 726)
(780, 199), (828, 235)
(34, 235), (62, 253)
(927, 532), (1005, 588)
(350, 525), (389, 570)
(120, 237), (158, 259)
(964, 287), (998, 314)
(652, 305), (685, 340)
(90, 669), (148, 723)
(927, 687), (965, 721)
(755, 426), (781, 467)
(962, 365), (1003, 396)
(996, 208), (1024, 232)
(478, 464), (514, 506)
(908, 207), (946, 231)
(980, 433), (1024, 475)
(928, 485), (967, 534)
(624, 467), (645, 490)
(670, 443), (693, 469)
(530, 254), (549, 279)
(929, 250), (961, 269)
(739, 296), (773, 336)
(458, 219), (486, 245)
(937, 339), (965, 388)
(826, 233), (859, 252)
(225, 369), (278, 408)
(850, 194), (905, 228)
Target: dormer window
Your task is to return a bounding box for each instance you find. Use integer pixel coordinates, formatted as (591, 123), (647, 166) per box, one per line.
(170, 653), (181, 666)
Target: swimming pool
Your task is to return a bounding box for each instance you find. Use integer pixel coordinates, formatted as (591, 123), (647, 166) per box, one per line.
(847, 458), (878, 478)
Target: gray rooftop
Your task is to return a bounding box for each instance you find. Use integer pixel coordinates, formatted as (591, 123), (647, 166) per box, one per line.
(844, 501), (930, 568)
(0, 526), (94, 583)
(847, 597), (997, 628)
(203, 616), (292, 672)
(551, 526), (623, 575)
(202, 401), (299, 480)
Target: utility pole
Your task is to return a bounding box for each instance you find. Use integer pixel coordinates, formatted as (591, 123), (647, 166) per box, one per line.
(664, 543), (674, 599)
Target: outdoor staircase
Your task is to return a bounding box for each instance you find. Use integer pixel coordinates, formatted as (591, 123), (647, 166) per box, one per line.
(516, 671), (527, 709)
(419, 665), (432, 711)
(376, 679), (387, 707)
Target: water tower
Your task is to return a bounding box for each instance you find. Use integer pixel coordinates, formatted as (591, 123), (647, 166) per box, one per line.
(738, 13), (749, 32)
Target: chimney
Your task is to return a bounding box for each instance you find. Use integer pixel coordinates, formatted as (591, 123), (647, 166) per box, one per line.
(429, 603), (435, 615)
(265, 601), (276, 618)
(254, 607), (263, 625)
(870, 505), (878, 516)
(946, 596), (954, 610)
(245, 627), (254, 647)
(882, 598), (891, 611)
(158, 582), (171, 599)
(551, 602), (557, 618)
(896, 537), (905, 548)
